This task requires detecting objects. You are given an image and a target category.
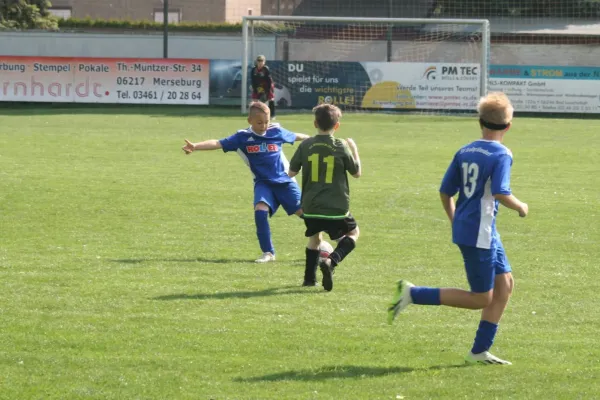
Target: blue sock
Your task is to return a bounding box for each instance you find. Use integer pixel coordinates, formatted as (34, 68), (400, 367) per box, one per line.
(254, 210), (274, 254)
(471, 320), (499, 354)
(410, 287), (441, 305)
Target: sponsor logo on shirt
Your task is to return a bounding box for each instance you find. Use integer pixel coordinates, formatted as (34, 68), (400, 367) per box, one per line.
(246, 143), (279, 153)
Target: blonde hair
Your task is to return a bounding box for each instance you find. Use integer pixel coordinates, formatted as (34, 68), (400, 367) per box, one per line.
(248, 101), (270, 117)
(477, 92), (514, 126)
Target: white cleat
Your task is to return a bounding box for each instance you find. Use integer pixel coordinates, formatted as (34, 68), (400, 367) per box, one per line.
(387, 280), (414, 324)
(465, 351), (512, 365)
(255, 252), (276, 263)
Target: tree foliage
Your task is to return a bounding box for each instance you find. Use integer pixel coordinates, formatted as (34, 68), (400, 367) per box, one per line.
(0, 0), (58, 30)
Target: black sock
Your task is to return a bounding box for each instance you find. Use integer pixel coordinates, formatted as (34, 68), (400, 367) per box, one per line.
(329, 237), (356, 267)
(269, 100), (276, 117)
(304, 248), (320, 282)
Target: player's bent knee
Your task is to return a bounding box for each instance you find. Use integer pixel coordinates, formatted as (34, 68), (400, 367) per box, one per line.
(495, 273), (514, 300)
(473, 291), (493, 309)
(307, 234), (321, 250)
(506, 274), (515, 295)
(255, 202), (270, 212)
(347, 227), (360, 241)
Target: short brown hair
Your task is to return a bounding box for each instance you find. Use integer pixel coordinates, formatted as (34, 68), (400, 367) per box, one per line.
(248, 101), (270, 117)
(313, 103), (342, 131)
(477, 92), (514, 126)
(256, 55), (266, 62)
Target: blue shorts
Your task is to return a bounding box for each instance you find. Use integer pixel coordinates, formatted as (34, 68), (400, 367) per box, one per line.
(254, 181), (301, 216)
(458, 241), (512, 293)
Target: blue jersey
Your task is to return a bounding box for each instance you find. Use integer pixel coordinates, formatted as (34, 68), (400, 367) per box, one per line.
(219, 123), (297, 184)
(439, 139), (513, 249)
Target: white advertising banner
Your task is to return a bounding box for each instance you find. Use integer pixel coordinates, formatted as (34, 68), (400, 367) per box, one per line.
(0, 56), (209, 105)
(489, 65), (600, 114)
(360, 62), (481, 110)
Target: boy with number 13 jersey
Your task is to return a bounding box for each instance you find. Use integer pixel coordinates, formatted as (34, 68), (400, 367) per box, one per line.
(388, 92), (528, 366)
(289, 104), (361, 291)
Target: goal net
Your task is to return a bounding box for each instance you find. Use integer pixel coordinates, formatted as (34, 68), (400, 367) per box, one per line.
(241, 16), (490, 114)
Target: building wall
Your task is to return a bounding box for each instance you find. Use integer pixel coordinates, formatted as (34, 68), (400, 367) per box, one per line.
(261, 0), (299, 15)
(225, 0), (262, 22)
(0, 31), (276, 59)
(278, 38), (600, 66)
(49, 0), (226, 23)
(49, 0), (266, 23)
(1, 31), (599, 67)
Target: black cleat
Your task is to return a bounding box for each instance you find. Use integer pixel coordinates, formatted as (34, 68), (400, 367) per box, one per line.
(319, 260), (334, 291)
(302, 280), (317, 287)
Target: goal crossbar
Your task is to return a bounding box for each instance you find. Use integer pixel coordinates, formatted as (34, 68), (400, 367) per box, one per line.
(243, 15), (489, 25)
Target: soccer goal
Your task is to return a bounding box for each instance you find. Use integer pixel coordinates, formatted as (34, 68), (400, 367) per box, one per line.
(241, 15), (490, 114)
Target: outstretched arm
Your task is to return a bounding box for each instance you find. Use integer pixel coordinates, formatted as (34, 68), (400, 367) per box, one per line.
(182, 139), (222, 154)
(294, 133), (310, 141)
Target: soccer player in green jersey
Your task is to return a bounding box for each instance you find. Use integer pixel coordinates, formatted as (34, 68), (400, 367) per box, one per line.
(288, 104), (361, 291)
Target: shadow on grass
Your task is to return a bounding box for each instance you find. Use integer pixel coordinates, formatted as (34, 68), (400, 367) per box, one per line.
(153, 285), (311, 301)
(0, 103), (240, 117)
(0, 103), (313, 118)
(109, 257), (258, 264)
(235, 363), (470, 382)
(111, 258), (305, 265)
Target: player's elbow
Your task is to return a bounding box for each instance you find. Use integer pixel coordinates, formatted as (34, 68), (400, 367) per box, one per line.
(439, 192), (452, 202)
(493, 193), (511, 201)
(352, 171), (361, 178)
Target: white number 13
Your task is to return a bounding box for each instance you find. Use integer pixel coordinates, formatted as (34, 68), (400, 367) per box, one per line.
(461, 162), (479, 198)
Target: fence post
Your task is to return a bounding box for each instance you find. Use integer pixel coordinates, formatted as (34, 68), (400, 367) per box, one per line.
(163, 0), (169, 58)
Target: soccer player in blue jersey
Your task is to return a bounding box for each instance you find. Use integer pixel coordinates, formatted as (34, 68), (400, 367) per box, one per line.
(387, 92), (528, 365)
(182, 101), (309, 263)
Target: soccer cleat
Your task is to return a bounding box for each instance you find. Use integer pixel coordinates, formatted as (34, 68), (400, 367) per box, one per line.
(255, 252), (276, 263)
(319, 259), (334, 291)
(387, 280), (414, 324)
(302, 280), (317, 287)
(465, 351), (512, 365)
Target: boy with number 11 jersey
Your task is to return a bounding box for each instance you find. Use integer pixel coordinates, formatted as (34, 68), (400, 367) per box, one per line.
(289, 104), (361, 291)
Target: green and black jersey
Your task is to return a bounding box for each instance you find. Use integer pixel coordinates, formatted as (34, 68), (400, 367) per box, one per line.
(289, 134), (359, 219)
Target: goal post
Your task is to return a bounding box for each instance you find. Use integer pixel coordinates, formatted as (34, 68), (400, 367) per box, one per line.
(241, 15), (490, 114)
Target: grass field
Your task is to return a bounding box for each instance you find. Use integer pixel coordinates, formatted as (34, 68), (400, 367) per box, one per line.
(1, 106), (599, 399)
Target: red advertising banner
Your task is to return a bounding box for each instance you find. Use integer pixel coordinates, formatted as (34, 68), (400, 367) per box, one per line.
(0, 56), (209, 105)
